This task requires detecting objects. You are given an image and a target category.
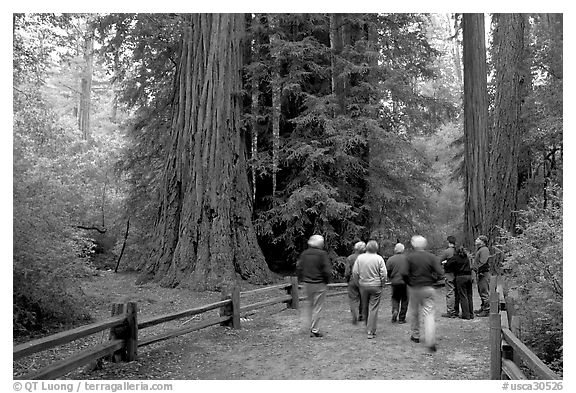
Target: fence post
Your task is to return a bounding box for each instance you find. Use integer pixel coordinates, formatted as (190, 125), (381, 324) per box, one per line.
(220, 285), (241, 329)
(490, 291), (502, 380)
(109, 303), (125, 363)
(230, 285), (241, 329)
(507, 297), (515, 328)
(285, 276), (300, 310)
(125, 302), (138, 362)
(510, 315), (522, 365)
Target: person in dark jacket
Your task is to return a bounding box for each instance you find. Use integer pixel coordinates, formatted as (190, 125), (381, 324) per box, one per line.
(402, 235), (444, 352)
(296, 234), (332, 337)
(386, 242), (409, 324)
(344, 241), (366, 324)
(473, 235), (491, 317)
(445, 246), (474, 320)
(439, 236), (458, 318)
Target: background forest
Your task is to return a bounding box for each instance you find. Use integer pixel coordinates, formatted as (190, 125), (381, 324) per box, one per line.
(13, 13), (562, 372)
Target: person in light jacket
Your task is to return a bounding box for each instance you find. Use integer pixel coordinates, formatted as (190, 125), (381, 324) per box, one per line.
(352, 240), (387, 339)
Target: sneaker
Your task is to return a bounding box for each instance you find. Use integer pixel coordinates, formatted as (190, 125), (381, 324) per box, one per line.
(367, 333), (375, 339)
(391, 311), (398, 323)
(427, 344), (437, 353)
(398, 319), (406, 324)
(477, 310), (490, 317)
(310, 331), (324, 337)
(410, 336), (420, 343)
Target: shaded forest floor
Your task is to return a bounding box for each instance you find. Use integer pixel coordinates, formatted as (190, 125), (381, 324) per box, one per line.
(14, 271), (491, 380)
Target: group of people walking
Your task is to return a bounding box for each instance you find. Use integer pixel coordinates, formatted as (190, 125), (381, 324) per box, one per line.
(296, 233), (493, 353)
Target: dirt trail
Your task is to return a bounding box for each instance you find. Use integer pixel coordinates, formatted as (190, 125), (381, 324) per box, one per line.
(72, 271), (490, 380)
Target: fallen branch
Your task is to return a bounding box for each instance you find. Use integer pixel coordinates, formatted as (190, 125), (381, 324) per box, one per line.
(77, 225), (107, 234)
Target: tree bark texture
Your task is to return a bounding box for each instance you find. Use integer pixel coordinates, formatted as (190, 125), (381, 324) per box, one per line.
(486, 14), (526, 239)
(142, 14), (273, 290)
(462, 14), (489, 249)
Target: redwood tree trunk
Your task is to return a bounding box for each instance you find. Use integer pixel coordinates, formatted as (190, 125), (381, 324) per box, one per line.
(462, 13), (489, 249)
(141, 14), (273, 290)
(486, 14), (526, 240)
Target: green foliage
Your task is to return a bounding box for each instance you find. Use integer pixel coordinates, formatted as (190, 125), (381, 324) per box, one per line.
(498, 187), (562, 374)
(247, 13), (453, 268)
(13, 14), (130, 335)
(13, 85), (93, 335)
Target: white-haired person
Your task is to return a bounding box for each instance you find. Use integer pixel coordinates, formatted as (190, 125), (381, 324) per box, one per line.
(385, 242), (409, 324)
(352, 240), (387, 339)
(401, 235), (444, 352)
(344, 241), (366, 324)
(296, 234), (332, 337)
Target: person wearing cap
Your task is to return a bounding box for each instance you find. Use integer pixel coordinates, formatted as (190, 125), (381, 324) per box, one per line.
(386, 242), (409, 324)
(296, 234), (332, 337)
(352, 240), (387, 339)
(439, 235), (458, 318)
(402, 235), (444, 352)
(473, 235), (491, 317)
(344, 241), (366, 324)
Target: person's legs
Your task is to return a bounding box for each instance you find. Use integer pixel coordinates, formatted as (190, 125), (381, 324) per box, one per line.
(359, 286), (370, 327)
(348, 280), (361, 324)
(443, 272), (456, 317)
(476, 272), (490, 315)
(456, 275), (471, 319)
(398, 284), (409, 322)
(408, 286), (421, 341)
(366, 287), (382, 335)
(466, 277), (474, 318)
(453, 277), (460, 316)
(310, 283), (327, 334)
(420, 286), (437, 350)
(391, 284), (401, 322)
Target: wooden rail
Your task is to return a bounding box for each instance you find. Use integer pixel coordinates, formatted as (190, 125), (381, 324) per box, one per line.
(13, 315), (126, 360)
(13, 276), (349, 380)
(489, 275), (560, 380)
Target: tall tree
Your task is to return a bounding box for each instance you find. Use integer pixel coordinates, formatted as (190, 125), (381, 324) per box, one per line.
(486, 13), (526, 240)
(462, 13), (489, 249)
(78, 17), (95, 139)
(139, 14), (273, 289)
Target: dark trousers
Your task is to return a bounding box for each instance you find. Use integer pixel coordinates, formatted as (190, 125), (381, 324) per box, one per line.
(456, 275), (474, 319)
(347, 279), (363, 321)
(445, 272), (460, 316)
(391, 283), (409, 321)
(477, 272), (490, 311)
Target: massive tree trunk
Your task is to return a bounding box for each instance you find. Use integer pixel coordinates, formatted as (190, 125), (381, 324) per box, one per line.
(140, 14), (273, 290)
(78, 19), (95, 139)
(486, 14), (526, 240)
(462, 14), (489, 249)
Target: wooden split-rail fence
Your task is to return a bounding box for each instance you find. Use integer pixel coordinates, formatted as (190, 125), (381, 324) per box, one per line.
(13, 277), (348, 380)
(489, 275), (561, 380)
